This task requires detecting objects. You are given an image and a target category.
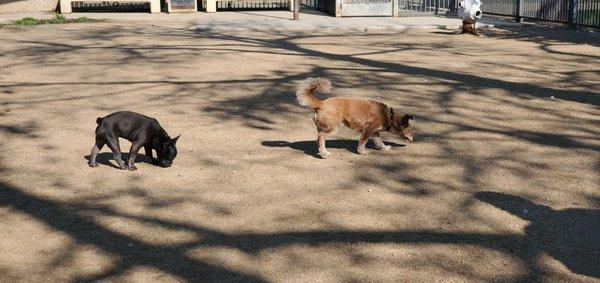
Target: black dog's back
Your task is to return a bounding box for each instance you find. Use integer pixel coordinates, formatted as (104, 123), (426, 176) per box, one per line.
(96, 111), (166, 142)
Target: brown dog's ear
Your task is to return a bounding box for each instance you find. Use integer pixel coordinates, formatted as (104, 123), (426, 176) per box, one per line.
(401, 114), (413, 125)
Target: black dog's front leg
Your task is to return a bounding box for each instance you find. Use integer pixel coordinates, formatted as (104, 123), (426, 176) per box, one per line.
(128, 143), (143, 171)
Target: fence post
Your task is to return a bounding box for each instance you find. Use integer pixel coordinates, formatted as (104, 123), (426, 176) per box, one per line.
(515, 0), (522, 22)
(293, 0), (299, 19)
(567, 0), (575, 26)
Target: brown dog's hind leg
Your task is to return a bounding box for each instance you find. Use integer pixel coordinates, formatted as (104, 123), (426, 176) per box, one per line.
(317, 131), (332, 158)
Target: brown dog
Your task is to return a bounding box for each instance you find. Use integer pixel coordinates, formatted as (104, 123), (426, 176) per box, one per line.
(296, 77), (413, 157)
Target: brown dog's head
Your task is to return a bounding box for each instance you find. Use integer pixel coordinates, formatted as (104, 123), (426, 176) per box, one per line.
(391, 114), (414, 142)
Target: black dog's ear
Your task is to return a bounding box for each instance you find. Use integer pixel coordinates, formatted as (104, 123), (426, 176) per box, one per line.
(170, 135), (180, 145)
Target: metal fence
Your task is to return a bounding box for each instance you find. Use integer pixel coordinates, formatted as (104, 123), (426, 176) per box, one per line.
(398, 0), (457, 14)
(214, 0), (288, 10)
(397, 0), (599, 27)
(72, 1), (151, 12)
(198, 0), (335, 12)
(484, 0), (600, 27)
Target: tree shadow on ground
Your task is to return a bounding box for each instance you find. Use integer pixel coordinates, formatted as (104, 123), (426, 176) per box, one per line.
(483, 25), (600, 47)
(475, 191), (600, 278)
(196, 30), (599, 107)
(0, 181), (265, 282)
(4, 181), (598, 280)
(0, 180), (570, 282)
(262, 139), (406, 157)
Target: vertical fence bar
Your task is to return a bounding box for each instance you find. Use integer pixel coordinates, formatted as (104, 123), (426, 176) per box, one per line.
(567, 0), (575, 26)
(516, 0), (523, 21)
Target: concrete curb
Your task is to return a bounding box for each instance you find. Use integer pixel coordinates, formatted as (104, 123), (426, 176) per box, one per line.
(195, 22), (498, 33)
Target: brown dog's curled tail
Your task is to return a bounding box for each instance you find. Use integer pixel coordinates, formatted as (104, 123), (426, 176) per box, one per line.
(296, 77), (331, 109)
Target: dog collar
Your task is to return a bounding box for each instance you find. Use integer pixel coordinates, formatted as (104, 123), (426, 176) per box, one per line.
(385, 107), (394, 132)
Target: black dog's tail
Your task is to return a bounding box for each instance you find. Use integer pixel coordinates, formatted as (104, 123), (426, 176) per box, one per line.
(94, 117), (103, 133)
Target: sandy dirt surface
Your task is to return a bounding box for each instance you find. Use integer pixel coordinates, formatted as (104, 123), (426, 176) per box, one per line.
(0, 21), (599, 282)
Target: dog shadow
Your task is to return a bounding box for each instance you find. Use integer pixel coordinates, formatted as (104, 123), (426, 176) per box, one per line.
(84, 153), (150, 169)
(430, 31), (461, 35)
(261, 139), (406, 158)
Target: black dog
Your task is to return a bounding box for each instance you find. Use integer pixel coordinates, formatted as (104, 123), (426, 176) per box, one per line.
(88, 111), (180, 170)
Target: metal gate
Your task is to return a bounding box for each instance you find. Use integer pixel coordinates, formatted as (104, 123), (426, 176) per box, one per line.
(341, 0), (394, 16)
(301, 0), (336, 15)
(398, 0), (457, 15)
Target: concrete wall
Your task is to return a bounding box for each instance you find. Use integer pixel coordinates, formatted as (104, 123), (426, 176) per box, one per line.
(0, 0), (58, 13)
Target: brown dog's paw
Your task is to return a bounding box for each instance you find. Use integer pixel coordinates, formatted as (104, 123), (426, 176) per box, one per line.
(317, 150), (331, 158)
(376, 145), (391, 151)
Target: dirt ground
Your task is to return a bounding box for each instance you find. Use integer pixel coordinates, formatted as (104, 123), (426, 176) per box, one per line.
(0, 21), (599, 282)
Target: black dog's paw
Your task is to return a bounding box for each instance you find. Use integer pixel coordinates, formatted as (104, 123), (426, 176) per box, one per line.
(128, 165), (138, 171)
(88, 161), (98, 168)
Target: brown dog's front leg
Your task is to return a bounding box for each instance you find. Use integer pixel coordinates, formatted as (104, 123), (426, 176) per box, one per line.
(372, 132), (391, 151)
(357, 129), (373, 155)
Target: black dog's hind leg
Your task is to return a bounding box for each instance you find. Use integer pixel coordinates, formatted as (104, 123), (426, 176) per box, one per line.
(88, 137), (106, 167)
(127, 143), (143, 171)
(105, 135), (128, 170)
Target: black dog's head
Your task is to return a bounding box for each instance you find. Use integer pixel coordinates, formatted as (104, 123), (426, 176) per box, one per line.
(155, 135), (180, 167)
